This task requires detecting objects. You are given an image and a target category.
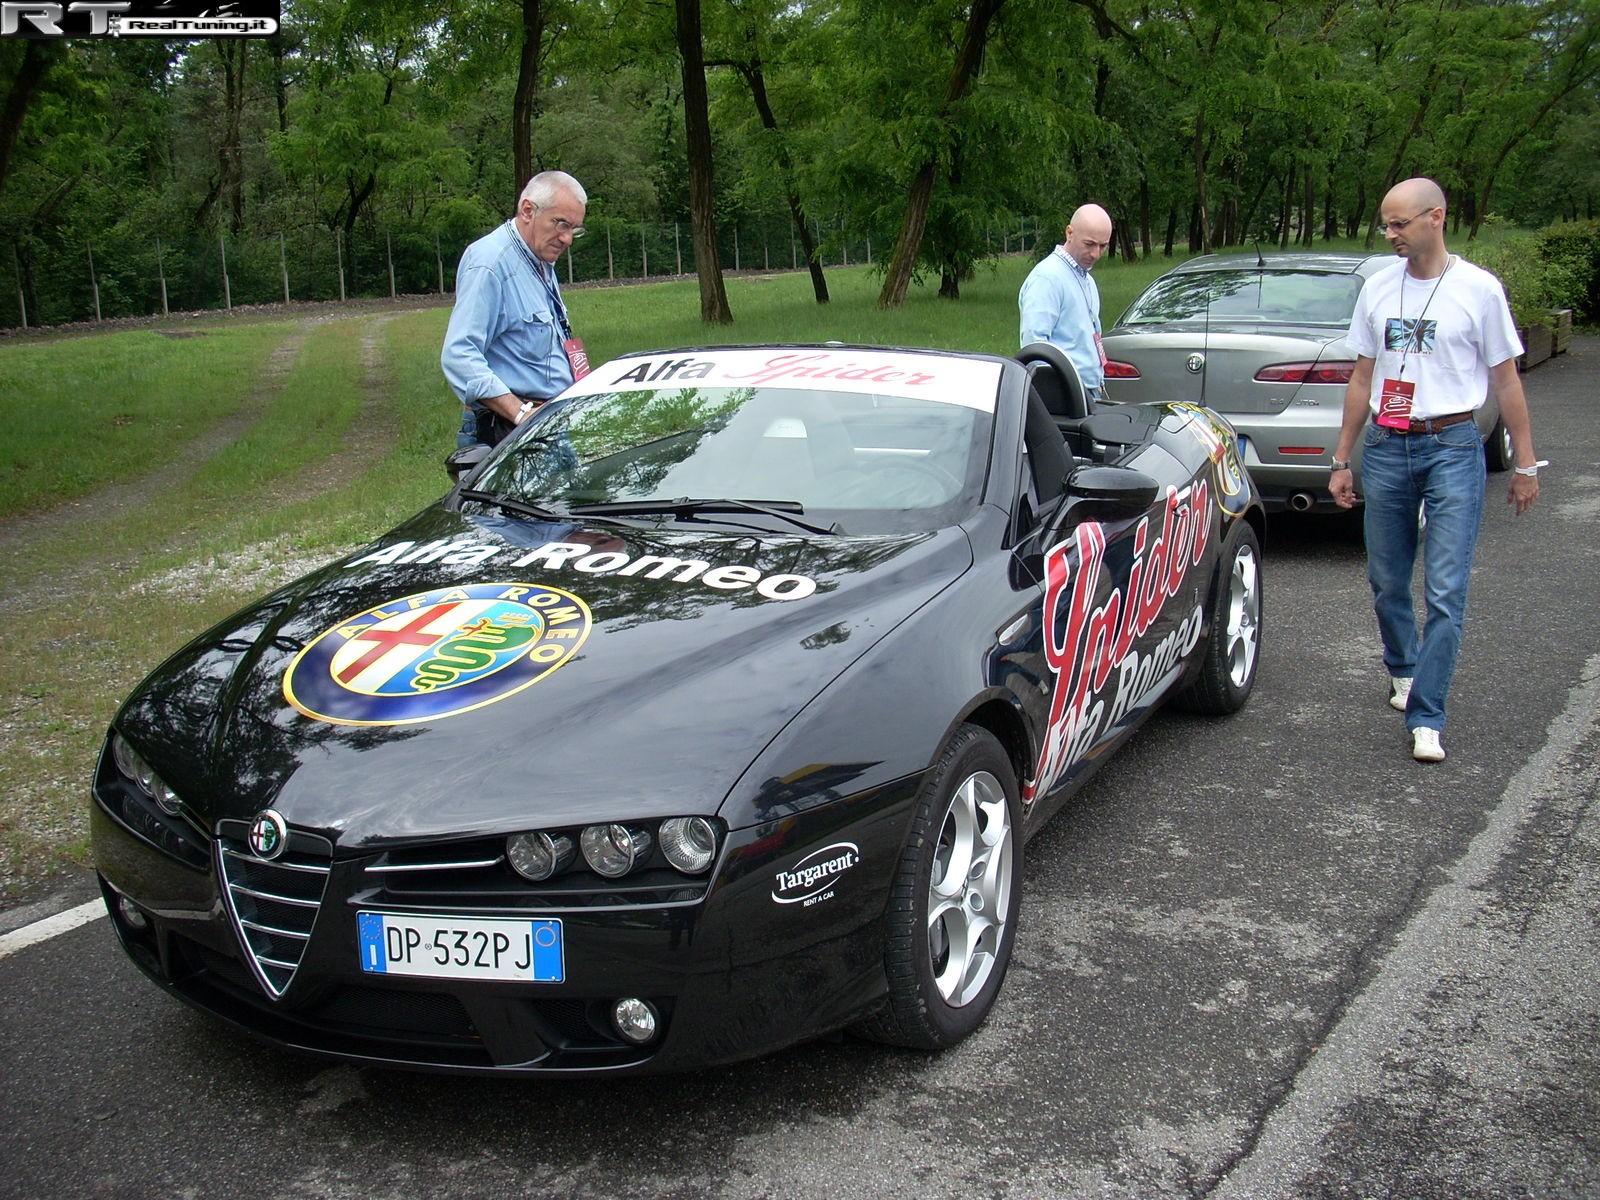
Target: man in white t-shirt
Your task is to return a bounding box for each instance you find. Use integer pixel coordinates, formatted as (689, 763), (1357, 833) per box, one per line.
(1328, 177), (1541, 763)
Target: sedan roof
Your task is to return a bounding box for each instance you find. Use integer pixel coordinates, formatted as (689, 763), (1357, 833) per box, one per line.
(1164, 251), (1392, 275)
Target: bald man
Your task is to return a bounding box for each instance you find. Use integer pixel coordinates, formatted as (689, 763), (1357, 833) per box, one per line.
(1329, 176), (1541, 764)
(1019, 204), (1115, 400)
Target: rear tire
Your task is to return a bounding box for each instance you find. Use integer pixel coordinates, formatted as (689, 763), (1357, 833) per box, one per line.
(856, 725), (1021, 1050)
(1176, 520), (1262, 714)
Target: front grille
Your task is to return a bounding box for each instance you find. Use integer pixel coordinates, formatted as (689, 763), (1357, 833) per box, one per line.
(217, 837), (331, 999)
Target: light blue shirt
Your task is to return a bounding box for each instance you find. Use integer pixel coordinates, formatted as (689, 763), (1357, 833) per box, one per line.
(441, 220), (575, 409)
(1019, 246), (1103, 392)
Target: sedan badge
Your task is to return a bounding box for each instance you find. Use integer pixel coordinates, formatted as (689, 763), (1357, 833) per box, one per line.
(1185, 353), (1205, 374)
(248, 809), (289, 860)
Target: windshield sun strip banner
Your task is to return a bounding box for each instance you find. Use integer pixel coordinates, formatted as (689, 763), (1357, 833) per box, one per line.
(560, 348), (1002, 411)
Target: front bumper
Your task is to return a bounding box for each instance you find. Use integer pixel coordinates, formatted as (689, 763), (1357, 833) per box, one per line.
(91, 768), (920, 1077)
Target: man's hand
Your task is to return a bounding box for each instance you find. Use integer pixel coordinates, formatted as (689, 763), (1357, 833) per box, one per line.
(1508, 471), (1539, 516)
(1329, 468), (1358, 509)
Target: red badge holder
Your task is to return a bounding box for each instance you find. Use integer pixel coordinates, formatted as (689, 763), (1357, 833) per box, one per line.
(564, 337), (591, 380)
(1376, 378), (1414, 430)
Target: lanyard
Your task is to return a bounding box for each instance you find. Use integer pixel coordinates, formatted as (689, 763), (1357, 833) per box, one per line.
(508, 220), (572, 340)
(1055, 246), (1099, 331)
(1395, 256), (1452, 380)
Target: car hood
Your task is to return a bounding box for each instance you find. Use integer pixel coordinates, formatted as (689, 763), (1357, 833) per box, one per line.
(115, 506), (972, 848)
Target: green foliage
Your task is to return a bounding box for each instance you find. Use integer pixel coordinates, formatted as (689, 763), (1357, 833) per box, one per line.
(1466, 228), (1591, 327)
(4, 0), (1600, 329)
(1534, 220), (1600, 323)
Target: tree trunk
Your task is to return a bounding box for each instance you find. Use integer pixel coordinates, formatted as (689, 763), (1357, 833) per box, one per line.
(269, 34), (289, 133)
(1301, 157), (1315, 247)
(1278, 161), (1294, 249)
(0, 41), (59, 202)
(877, 0), (1005, 310)
(194, 41), (248, 233)
(735, 61), (827, 304)
(675, 0), (732, 324)
(1138, 176), (1152, 259)
(512, 0), (545, 193)
(1192, 111), (1211, 254)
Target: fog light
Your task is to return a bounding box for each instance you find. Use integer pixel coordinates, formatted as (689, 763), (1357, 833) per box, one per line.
(507, 831), (576, 882)
(610, 997), (659, 1045)
(658, 817), (718, 874)
(580, 823), (653, 878)
(117, 897), (149, 931)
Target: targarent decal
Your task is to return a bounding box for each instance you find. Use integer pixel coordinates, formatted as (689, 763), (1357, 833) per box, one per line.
(283, 583), (592, 726)
(771, 842), (861, 907)
(1026, 480), (1211, 801)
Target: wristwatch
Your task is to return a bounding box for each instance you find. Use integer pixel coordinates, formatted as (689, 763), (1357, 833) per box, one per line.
(1330, 457), (1351, 472)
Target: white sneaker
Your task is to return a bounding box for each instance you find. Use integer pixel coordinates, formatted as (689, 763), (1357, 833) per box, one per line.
(1411, 727), (1445, 763)
(1389, 677), (1412, 711)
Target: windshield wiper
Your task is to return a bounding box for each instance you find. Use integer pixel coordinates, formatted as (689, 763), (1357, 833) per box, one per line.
(458, 488), (572, 522)
(568, 497), (840, 536)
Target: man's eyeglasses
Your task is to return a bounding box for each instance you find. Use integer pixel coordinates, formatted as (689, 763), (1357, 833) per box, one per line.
(1379, 209), (1436, 234)
(531, 205), (586, 239)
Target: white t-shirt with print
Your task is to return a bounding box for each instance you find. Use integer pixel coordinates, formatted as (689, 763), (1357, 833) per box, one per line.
(1346, 257), (1523, 420)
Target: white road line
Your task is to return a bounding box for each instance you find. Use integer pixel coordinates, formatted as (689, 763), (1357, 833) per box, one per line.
(0, 900), (105, 962)
(1212, 649), (1600, 1198)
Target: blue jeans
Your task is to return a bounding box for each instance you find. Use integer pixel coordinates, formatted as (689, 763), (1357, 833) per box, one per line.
(1361, 421), (1486, 732)
(456, 403), (482, 449)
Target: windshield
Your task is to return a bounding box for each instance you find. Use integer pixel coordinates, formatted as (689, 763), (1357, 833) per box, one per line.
(466, 382), (994, 535)
(1122, 270), (1365, 328)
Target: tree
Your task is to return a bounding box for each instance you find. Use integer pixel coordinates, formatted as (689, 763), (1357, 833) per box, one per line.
(676, 0), (733, 323)
(877, 0), (1005, 309)
(0, 41), (62, 203)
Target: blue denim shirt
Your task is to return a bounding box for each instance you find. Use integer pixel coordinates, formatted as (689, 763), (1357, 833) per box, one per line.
(441, 221), (575, 427)
(1019, 246), (1104, 393)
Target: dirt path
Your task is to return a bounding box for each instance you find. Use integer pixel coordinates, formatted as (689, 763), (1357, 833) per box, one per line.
(0, 310), (420, 606)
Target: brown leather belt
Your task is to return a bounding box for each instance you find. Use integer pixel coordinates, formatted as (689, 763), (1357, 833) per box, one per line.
(1384, 411), (1475, 435)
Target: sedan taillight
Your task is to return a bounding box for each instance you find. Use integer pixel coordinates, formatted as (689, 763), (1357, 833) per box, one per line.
(1103, 360), (1141, 379)
(1254, 361), (1355, 384)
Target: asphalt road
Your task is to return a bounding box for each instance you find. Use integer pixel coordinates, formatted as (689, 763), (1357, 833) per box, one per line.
(3, 340), (1597, 1200)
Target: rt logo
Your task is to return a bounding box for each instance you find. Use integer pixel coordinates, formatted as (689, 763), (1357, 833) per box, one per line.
(2, 1), (279, 37)
(2, 3), (128, 36)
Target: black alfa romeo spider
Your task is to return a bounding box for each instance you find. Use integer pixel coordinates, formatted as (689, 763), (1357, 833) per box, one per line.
(92, 341), (1265, 1076)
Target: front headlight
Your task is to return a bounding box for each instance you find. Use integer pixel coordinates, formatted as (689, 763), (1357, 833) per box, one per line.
(111, 733), (183, 816)
(658, 817), (718, 874)
(506, 831), (576, 882)
(581, 823), (654, 878)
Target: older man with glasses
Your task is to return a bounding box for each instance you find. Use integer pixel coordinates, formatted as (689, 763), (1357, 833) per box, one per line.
(1328, 176), (1542, 763)
(443, 171), (590, 448)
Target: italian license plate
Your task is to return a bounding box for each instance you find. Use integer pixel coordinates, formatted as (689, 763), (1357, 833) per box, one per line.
(357, 912), (563, 983)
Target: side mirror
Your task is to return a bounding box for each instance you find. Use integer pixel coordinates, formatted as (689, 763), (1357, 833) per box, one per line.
(445, 444), (490, 486)
(1062, 464), (1161, 520)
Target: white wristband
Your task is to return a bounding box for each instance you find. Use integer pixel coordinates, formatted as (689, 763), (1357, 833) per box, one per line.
(1514, 459), (1549, 477)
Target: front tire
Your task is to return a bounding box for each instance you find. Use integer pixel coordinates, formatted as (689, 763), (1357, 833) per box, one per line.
(856, 725), (1021, 1050)
(1176, 520), (1262, 714)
